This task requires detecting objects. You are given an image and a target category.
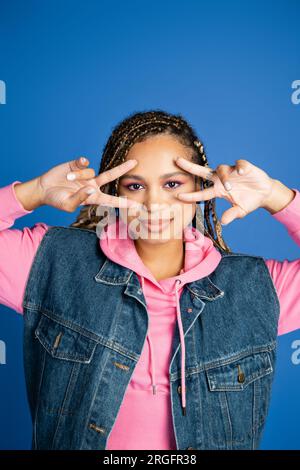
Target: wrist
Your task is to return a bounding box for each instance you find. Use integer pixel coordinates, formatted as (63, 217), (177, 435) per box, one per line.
(14, 177), (45, 211)
(261, 179), (296, 215)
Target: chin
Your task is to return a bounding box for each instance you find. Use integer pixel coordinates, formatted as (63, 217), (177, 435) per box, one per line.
(130, 226), (185, 243)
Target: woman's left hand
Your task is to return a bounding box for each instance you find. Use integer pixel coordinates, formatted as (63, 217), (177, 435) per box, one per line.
(175, 157), (278, 225)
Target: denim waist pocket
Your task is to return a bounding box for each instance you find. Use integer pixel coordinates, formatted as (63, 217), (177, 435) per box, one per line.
(34, 313), (98, 364)
(205, 350), (273, 391)
(203, 349), (275, 448)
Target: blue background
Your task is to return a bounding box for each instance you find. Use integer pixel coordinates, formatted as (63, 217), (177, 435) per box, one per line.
(0, 0), (299, 449)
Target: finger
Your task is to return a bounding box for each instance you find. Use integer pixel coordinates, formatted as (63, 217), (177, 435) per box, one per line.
(175, 157), (215, 181)
(176, 186), (216, 202)
(98, 192), (139, 209)
(64, 186), (97, 212)
(79, 194), (139, 209)
(69, 157), (90, 172)
(95, 160), (138, 187)
(66, 168), (96, 181)
(221, 205), (247, 225)
(214, 164), (236, 192)
(235, 159), (250, 175)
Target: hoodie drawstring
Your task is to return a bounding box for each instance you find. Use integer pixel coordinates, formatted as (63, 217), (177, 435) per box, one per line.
(175, 278), (186, 416)
(140, 275), (186, 416)
(141, 276), (157, 395)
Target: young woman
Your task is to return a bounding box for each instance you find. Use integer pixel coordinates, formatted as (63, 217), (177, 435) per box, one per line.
(0, 110), (299, 451)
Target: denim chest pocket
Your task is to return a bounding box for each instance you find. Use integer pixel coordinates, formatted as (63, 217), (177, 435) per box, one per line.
(34, 313), (98, 364)
(206, 350), (273, 392)
(203, 350), (274, 448)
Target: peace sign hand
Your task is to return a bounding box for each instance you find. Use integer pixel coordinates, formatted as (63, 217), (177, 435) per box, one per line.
(37, 157), (138, 213)
(175, 157), (275, 225)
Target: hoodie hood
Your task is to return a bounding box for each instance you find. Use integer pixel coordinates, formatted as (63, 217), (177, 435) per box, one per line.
(99, 216), (222, 416)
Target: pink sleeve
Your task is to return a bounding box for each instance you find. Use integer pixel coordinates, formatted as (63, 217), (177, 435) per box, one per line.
(264, 188), (300, 336)
(0, 181), (51, 314)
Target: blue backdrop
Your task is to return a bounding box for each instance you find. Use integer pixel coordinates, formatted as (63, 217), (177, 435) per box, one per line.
(0, 0), (299, 450)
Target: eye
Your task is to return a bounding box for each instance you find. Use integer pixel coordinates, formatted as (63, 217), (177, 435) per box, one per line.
(125, 183), (144, 191)
(124, 181), (183, 191)
(165, 181), (182, 189)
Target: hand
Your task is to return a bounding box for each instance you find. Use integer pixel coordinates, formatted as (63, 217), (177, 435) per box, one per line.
(175, 157), (276, 225)
(37, 157), (138, 212)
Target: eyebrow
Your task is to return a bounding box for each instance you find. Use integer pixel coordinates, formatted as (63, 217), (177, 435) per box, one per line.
(119, 171), (191, 181)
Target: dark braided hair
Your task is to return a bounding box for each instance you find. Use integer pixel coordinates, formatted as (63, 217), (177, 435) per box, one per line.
(70, 109), (231, 253)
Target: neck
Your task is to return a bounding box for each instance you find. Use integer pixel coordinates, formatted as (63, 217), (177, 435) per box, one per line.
(134, 237), (185, 280)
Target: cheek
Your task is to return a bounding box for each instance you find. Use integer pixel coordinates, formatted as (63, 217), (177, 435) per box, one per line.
(118, 188), (144, 202)
(172, 202), (195, 225)
(118, 209), (143, 227)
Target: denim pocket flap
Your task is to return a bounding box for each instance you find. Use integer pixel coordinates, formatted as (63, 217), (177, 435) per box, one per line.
(34, 314), (98, 363)
(206, 351), (273, 391)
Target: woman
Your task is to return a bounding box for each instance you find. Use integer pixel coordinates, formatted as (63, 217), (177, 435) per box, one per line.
(0, 110), (299, 450)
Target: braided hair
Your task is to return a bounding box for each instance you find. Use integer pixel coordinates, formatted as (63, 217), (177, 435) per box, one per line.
(70, 109), (231, 253)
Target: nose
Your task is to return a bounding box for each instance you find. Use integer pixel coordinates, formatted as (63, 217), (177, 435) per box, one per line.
(139, 188), (176, 220)
(144, 201), (161, 213)
(142, 202), (173, 219)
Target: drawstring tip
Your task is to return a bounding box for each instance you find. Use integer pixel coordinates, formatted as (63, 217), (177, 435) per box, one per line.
(152, 385), (157, 395)
(182, 406), (186, 416)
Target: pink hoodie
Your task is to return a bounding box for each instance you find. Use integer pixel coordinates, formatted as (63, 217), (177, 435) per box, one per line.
(99, 216), (222, 448)
(99, 193), (300, 450)
(0, 181), (300, 450)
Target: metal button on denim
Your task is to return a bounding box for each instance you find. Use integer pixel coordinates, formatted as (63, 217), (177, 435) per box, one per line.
(237, 365), (245, 383)
(238, 372), (245, 383)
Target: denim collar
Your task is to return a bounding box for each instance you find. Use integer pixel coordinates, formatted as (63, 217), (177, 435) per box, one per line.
(94, 257), (224, 302)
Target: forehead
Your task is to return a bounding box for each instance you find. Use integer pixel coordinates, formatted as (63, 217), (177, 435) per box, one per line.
(126, 134), (190, 159)
(120, 135), (192, 180)
(123, 134), (194, 174)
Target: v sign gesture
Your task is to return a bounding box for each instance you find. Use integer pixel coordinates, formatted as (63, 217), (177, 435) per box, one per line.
(14, 157), (139, 213)
(175, 157), (296, 225)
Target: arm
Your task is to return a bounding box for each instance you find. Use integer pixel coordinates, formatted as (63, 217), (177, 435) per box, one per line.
(0, 156), (111, 314)
(262, 185), (300, 335)
(0, 180), (50, 314)
(174, 157), (300, 335)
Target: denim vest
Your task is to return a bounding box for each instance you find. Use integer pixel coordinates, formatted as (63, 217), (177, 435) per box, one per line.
(22, 226), (280, 450)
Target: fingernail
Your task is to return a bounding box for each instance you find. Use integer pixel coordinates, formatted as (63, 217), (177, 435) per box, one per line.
(238, 168), (244, 175)
(224, 181), (232, 191)
(67, 173), (76, 180)
(86, 187), (96, 194)
(81, 157), (87, 163)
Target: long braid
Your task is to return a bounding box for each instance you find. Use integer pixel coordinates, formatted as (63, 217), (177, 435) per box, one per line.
(193, 140), (231, 252)
(70, 109), (231, 253)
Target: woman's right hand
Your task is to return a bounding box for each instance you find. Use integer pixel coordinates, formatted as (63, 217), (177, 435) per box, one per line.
(15, 157), (138, 212)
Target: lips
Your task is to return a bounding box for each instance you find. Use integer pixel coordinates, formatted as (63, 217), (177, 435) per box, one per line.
(143, 219), (171, 225)
(139, 218), (174, 231)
